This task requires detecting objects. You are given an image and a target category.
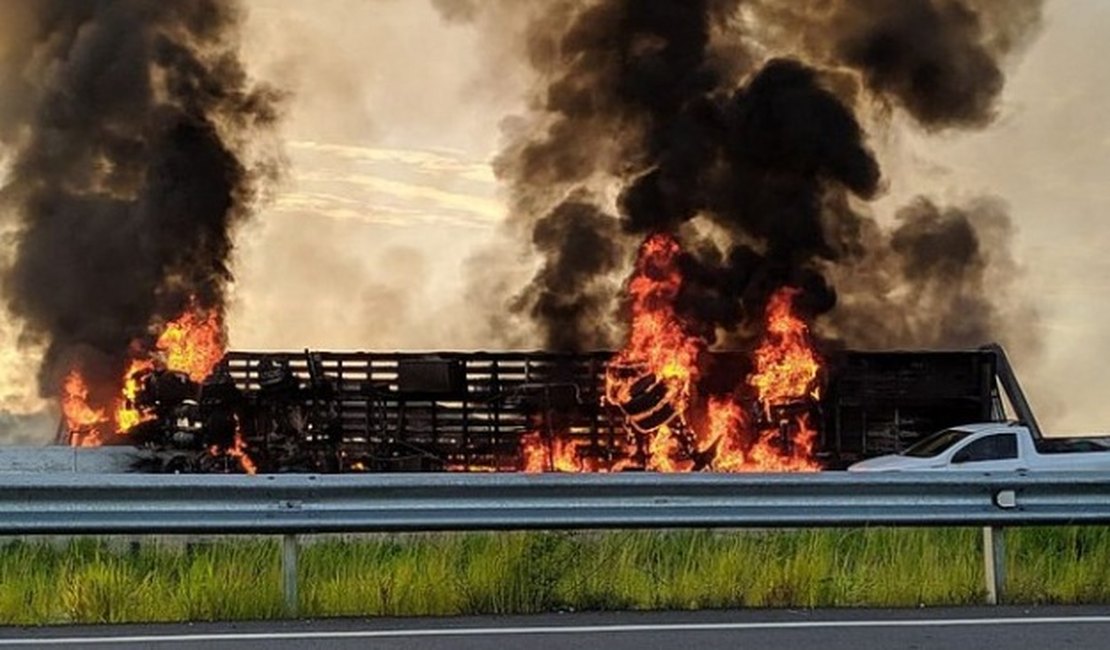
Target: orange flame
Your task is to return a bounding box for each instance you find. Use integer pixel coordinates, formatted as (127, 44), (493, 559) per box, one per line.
(227, 431), (257, 475)
(62, 297), (257, 475)
(521, 431), (588, 472)
(600, 234), (703, 471)
(113, 302), (223, 434)
(749, 287), (822, 415)
(604, 234), (700, 407)
(61, 370), (107, 447)
(115, 359), (155, 433)
(66, 299), (228, 444)
(522, 233), (822, 473)
(205, 417), (257, 474)
(726, 285), (822, 472)
(154, 304), (225, 383)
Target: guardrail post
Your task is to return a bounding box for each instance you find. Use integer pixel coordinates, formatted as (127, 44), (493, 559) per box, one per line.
(282, 533), (299, 617)
(982, 526), (1005, 605)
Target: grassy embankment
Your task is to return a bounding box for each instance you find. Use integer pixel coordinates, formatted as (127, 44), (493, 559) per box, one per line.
(1, 527), (1108, 624)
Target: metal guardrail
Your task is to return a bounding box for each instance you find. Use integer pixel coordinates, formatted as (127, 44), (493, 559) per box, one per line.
(3, 472), (1109, 613)
(2, 472), (1110, 533)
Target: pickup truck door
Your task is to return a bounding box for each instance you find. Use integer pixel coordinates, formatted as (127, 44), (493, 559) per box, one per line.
(948, 433), (1022, 471)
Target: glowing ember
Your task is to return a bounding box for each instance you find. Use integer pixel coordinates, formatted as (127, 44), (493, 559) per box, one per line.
(522, 232), (823, 473)
(226, 431), (257, 475)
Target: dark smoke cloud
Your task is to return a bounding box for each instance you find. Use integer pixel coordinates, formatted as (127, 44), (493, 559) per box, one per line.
(823, 197), (1020, 350)
(443, 0), (1042, 352)
(835, 1), (1005, 127)
(491, 0), (743, 349)
(754, 0), (1044, 129)
(512, 197), (625, 350)
(636, 58), (881, 336)
(0, 1), (280, 401)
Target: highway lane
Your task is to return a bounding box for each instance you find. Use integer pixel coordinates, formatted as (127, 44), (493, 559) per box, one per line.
(1, 607), (1109, 649)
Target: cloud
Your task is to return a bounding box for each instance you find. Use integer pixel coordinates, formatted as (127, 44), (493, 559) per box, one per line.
(290, 141), (496, 183)
(272, 141), (505, 228)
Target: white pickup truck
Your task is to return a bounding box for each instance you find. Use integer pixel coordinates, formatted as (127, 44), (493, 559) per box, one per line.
(847, 422), (1110, 472)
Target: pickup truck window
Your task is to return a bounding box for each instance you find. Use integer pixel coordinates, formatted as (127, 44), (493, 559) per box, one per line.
(951, 434), (1018, 464)
(903, 429), (972, 458)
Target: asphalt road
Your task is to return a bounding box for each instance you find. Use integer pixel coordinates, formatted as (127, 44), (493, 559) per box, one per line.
(1, 607), (1109, 649)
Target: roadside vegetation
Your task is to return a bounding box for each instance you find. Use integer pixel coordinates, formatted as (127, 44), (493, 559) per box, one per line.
(1, 527), (1108, 624)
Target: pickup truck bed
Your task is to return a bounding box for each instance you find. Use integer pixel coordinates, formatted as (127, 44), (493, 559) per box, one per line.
(1034, 437), (1110, 454)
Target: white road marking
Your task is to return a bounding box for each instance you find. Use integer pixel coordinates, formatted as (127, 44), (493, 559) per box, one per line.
(1, 616), (1110, 646)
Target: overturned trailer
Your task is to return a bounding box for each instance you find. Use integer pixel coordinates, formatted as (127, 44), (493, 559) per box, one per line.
(104, 344), (1033, 473)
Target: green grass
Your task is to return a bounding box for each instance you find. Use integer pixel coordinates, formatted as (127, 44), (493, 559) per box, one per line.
(0, 528), (1108, 625)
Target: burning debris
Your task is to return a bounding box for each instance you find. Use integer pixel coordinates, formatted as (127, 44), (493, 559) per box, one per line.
(63, 343), (1014, 474)
(65, 235), (818, 475)
(61, 301), (255, 473)
(591, 234), (819, 472)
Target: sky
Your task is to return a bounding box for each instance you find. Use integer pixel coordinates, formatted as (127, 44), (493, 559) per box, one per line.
(865, 0), (1110, 430)
(2, 0), (1109, 441)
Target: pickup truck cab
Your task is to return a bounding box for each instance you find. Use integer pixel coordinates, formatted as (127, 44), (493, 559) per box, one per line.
(847, 422), (1110, 472)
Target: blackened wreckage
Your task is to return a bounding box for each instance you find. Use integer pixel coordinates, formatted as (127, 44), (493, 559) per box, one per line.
(66, 345), (1034, 473)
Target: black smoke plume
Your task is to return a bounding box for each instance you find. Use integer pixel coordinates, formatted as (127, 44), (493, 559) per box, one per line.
(448, 0), (1042, 351)
(756, 0), (1045, 129)
(821, 196), (1023, 350)
(0, 1), (280, 404)
(514, 197), (624, 351)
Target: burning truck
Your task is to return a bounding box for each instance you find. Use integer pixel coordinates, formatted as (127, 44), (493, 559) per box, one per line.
(57, 343), (1024, 475)
(57, 236), (1034, 475)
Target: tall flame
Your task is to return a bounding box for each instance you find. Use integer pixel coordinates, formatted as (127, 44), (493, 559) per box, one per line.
(611, 234), (701, 390)
(524, 232), (822, 473)
(749, 288), (822, 413)
(602, 234), (702, 471)
(115, 358), (155, 433)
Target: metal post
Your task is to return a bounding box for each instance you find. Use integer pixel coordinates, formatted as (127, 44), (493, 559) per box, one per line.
(282, 533), (299, 616)
(982, 525), (1005, 605)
